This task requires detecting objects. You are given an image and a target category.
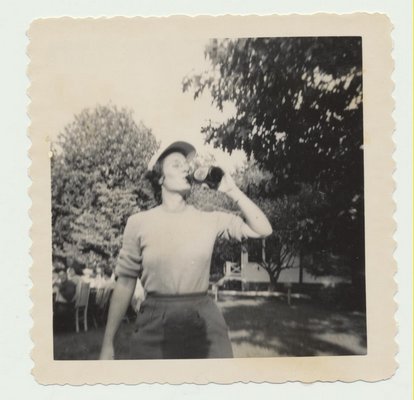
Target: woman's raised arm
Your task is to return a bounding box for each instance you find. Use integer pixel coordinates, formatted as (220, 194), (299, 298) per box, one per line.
(218, 171), (273, 239)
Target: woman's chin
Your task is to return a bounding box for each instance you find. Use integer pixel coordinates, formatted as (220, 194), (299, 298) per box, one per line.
(178, 186), (191, 196)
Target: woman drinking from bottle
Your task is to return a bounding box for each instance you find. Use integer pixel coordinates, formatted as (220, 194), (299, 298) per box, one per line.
(100, 140), (272, 359)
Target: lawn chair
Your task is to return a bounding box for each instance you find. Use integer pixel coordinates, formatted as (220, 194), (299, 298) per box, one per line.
(100, 287), (113, 311)
(95, 287), (105, 307)
(89, 287), (104, 329)
(91, 286), (113, 326)
(100, 287), (113, 323)
(74, 282), (90, 333)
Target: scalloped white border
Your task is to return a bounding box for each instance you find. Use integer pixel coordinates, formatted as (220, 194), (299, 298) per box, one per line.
(28, 14), (396, 384)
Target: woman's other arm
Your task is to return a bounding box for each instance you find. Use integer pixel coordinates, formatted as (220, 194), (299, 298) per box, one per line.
(99, 276), (136, 360)
(100, 215), (143, 359)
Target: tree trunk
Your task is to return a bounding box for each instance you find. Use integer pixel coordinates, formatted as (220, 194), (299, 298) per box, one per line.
(265, 248), (282, 292)
(267, 266), (281, 292)
(349, 255), (366, 311)
(274, 268), (282, 284)
(262, 238), (266, 263)
(298, 250), (303, 285)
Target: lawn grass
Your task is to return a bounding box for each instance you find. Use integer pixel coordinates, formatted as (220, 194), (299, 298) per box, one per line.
(53, 296), (366, 360)
(218, 295), (366, 357)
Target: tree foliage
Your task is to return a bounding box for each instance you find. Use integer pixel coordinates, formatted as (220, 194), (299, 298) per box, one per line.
(233, 159), (330, 284)
(51, 105), (158, 268)
(184, 37), (365, 282)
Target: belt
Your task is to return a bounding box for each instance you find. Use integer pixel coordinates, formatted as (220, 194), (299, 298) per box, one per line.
(146, 291), (208, 300)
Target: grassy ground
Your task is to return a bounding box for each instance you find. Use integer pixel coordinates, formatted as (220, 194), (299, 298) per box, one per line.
(53, 296), (366, 360)
(219, 295), (366, 357)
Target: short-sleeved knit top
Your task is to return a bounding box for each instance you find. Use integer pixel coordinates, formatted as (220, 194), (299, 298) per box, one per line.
(115, 205), (246, 295)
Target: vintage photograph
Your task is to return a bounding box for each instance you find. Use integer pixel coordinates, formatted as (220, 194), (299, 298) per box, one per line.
(29, 15), (395, 383)
(50, 35), (366, 360)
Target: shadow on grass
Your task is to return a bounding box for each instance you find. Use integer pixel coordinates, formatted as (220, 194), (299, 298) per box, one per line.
(53, 297), (366, 360)
(53, 322), (147, 360)
(218, 296), (367, 357)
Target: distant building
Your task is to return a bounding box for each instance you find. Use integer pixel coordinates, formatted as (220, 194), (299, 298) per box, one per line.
(223, 240), (350, 289)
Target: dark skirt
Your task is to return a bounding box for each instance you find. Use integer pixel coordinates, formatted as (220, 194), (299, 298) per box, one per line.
(123, 292), (233, 359)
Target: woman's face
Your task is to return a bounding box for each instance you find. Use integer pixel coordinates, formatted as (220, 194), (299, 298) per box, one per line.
(161, 152), (191, 194)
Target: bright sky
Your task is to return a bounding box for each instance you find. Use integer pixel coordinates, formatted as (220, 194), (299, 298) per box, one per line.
(34, 22), (245, 171)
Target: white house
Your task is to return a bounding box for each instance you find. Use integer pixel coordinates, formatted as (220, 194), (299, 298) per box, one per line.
(223, 240), (350, 287)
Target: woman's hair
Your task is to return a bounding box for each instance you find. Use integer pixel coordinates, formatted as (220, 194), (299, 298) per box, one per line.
(145, 149), (189, 205)
(145, 159), (164, 204)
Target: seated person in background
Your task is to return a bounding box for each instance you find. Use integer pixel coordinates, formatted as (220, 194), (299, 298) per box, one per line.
(91, 265), (104, 289)
(67, 261), (85, 286)
(52, 268), (60, 295)
(91, 265), (107, 290)
(82, 265), (95, 285)
(53, 269), (77, 331)
(100, 266), (116, 290)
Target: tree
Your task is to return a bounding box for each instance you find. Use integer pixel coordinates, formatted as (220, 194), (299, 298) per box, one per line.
(51, 105), (158, 268)
(183, 37), (365, 289)
(233, 159), (330, 286)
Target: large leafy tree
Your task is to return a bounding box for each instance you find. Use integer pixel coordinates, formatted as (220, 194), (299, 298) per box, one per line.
(184, 37), (364, 289)
(233, 160), (330, 287)
(51, 105), (158, 268)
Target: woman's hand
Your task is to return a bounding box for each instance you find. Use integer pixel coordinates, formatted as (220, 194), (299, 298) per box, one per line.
(99, 341), (115, 360)
(217, 169), (239, 196)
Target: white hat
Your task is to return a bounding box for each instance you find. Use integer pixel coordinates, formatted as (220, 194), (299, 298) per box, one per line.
(147, 140), (196, 171)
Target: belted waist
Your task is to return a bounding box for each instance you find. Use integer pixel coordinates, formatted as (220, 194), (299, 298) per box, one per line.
(145, 291), (208, 301)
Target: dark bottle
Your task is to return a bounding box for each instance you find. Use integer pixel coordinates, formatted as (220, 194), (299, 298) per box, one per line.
(192, 166), (224, 190)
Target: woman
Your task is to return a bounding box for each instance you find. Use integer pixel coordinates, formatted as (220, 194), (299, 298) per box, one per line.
(100, 141), (272, 360)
